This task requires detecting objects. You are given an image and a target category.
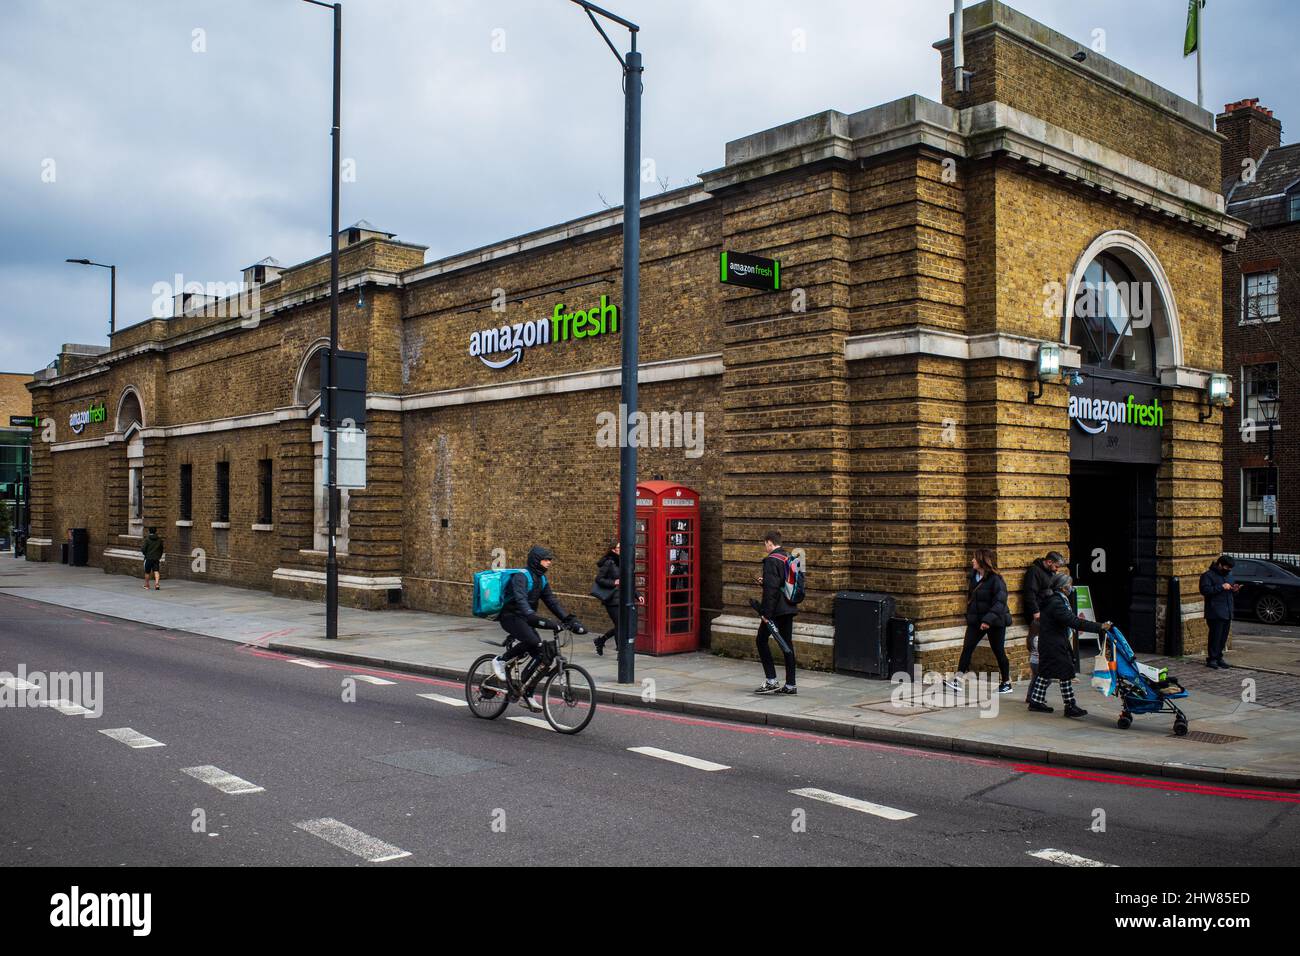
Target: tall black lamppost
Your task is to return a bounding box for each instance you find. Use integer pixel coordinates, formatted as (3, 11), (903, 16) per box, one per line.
(1259, 393), (1281, 561)
(65, 258), (116, 337)
(302, 0), (342, 640)
(568, 0), (642, 684)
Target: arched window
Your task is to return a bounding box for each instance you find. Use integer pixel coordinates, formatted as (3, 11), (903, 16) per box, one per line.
(295, 347), (327, 408)
(1070, 252), (1156, 375)
(117, 388), (144, 432)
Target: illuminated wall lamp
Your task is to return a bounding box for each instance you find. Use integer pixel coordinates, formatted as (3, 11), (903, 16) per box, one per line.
(1199, 372), (1232, 422)
(1028, 343), (1063, 403)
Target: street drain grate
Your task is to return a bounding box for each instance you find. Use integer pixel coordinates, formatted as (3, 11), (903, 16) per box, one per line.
(1172, 730), (1246, 744)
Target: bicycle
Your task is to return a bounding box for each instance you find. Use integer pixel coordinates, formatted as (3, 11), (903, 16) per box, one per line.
(464, 619), (597, 734)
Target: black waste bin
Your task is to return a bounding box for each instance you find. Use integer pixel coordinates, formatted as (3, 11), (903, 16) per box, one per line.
(887, 616), (915, 677)
(833, 591), (896, 677)
(61, 542), (69, 564)
(70, 528), (89, 566)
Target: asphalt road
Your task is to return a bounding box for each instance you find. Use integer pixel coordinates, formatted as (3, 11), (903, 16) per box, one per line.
(3, 593), (1299, 867)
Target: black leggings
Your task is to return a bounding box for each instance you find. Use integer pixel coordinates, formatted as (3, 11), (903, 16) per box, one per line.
(957, 622), (1009, 682)
(598, 603), (619, 644)
(499, 613), (546, 685)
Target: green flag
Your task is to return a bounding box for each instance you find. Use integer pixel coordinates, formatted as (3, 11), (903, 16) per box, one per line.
(1184, 0), (1203, 57)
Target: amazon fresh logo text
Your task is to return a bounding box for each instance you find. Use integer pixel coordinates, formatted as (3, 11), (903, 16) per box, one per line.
(69, 401), (107, 435)
(470, 296), (619, 369)
(1069, 393), (1164, 435)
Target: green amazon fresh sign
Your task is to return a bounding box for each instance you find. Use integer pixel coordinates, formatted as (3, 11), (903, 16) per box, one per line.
(469, 295), (619, 370)
(1068, 393), (1164, 435)
(69, 401), (107, 435)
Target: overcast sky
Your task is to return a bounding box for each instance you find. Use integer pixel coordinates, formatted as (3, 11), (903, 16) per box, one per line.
(1, 0), (1295, 373)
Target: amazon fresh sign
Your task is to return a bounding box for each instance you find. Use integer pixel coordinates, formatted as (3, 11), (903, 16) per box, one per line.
(1069, 393), (1164, 434)
(69, 401), (107, 435)
(1068, 378), (1162, 465)
(469, 296), (618, 370)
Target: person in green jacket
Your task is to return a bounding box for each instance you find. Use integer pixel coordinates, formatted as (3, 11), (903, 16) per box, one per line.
(141, 527), (164, 591)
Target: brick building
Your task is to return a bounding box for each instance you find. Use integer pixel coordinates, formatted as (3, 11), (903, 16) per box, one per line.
(25, 2), (1245, 671)
(1217, 99), (1299, 566)
(0, 371), (35, 545)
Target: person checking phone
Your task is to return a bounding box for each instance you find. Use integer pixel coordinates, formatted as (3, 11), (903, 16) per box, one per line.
(1199, 554), (1239, 670)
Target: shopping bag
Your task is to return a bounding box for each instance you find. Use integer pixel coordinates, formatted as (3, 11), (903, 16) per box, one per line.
(1090, 636), (1116, 696)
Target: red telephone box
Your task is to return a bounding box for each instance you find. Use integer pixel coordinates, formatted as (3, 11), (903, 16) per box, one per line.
(619, 481), (701, 655)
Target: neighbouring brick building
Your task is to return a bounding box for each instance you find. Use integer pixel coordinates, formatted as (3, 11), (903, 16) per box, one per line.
(1218, 99), (1299, 567)
(25, 2), (1246, 672)
(0, 371), (35, 547)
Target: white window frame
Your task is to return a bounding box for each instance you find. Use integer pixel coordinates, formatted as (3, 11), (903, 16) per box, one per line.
(1241, 270), (1280, 324)
(1240, 362), (1281, 430)
(126, 434), (144, 537)
(1241, 466), (1278, 529)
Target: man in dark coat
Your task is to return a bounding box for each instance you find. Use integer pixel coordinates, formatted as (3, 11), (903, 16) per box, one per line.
(1022, 551), (1064, 698)
(1029, 572), (1111, 718)
(1199, 555), (1239, 669)
(141, 527), (164, 591)
(754, 530), (798, 696)
(492, 546), (582, 704)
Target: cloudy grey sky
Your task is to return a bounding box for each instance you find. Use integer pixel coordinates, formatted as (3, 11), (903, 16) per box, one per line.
(2, 0), (1295, 373)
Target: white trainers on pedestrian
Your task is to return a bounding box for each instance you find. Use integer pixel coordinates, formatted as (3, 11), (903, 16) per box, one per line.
(945, 677), (965, 693)
(491, 657), (508, 682)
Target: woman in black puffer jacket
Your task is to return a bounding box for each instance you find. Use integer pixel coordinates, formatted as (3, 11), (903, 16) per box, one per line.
(948, 549), (1013, 695)
(592, 542), (623, 655)
(1030, 572), (1112, 719)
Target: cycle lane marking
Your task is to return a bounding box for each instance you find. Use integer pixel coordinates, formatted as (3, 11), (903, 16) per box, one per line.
(628, 746), (731, 772)
(294, 818), (411, 863)
(99, 728), (165, 749)
(181, 765), (265, 795)
(789, 787), (916, 821)
(1028, 848), (1117, 867)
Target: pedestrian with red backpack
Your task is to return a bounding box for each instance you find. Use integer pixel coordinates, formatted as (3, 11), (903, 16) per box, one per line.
(753, 530), (804, 696)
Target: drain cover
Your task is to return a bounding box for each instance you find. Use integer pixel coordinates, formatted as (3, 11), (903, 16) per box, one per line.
(1173, 731), (1246, 744)
(368, 748), (502, 777)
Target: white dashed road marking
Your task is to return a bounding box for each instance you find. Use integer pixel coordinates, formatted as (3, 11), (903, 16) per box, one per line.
(288, 659), (331, 669)
(352, 675), (397, 685)
(789, 787), (917, 821)
(1028, 848), (1117, 867)
(294, 818), (412, 863)
(44, 698), (94, 717)
(628, 747), (731, 772)
(99, 728), (165, 749)
(181, 765), (265, 795)
(418, 693), (468, 707)
(507, 716), (553, 731)
(0, 677), (37, 691)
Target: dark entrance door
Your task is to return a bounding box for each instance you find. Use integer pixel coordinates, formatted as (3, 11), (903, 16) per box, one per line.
(1068, 462), (1159, 652)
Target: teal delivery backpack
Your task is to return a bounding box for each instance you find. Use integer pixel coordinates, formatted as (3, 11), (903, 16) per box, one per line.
(472, 568), (544, 618)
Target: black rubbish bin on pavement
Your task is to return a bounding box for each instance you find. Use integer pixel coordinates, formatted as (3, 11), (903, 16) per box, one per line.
(70, 528), (89, 567)
(833, 591), (896, 677)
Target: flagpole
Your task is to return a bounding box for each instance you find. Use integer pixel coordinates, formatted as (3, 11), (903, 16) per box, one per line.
(1196, 1), (1203, 108)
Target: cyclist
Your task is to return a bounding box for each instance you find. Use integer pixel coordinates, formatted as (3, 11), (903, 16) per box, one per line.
(492, 546), (583, 704)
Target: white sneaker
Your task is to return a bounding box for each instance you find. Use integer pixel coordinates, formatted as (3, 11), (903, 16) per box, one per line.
(491, 657), (508, 682)
(944, 677), (964, 692)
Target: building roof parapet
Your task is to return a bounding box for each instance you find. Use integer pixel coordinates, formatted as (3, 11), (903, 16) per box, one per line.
(932, 0), (1216, 134)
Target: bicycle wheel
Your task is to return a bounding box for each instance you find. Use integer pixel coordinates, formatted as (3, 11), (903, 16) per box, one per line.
(541, 663), (596, 734)
(465, 654), (510, 720)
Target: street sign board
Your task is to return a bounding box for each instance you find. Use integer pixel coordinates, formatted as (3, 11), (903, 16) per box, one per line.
(720, 251), (780, 291)
(1263, 495), (1277, 518)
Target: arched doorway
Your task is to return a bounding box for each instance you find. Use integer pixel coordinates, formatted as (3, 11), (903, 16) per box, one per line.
(1062, 232), (1179, 652)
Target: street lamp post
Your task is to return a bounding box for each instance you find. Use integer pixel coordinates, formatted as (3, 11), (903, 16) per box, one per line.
(65, 258), (116, 337)
(569, 0), (642, 684)
(1259, 393), (1281, 561)
(302, 0), (342, 640)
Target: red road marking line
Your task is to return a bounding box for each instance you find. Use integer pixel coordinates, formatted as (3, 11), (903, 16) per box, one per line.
(1012, 763), (1300, 803)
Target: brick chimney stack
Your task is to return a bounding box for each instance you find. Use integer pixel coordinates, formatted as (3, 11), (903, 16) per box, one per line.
(1216, 98), (1283, 185)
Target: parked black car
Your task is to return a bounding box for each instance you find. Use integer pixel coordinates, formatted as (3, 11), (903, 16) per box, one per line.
(1231, 558), (1300, 625)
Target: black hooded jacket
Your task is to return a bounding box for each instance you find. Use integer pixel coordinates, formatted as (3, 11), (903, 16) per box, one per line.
(502, 545), (570, 624)
(1023, 558), (1055, 617)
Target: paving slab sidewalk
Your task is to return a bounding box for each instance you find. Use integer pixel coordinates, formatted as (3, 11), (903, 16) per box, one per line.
(4, 557), (1298, 790)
